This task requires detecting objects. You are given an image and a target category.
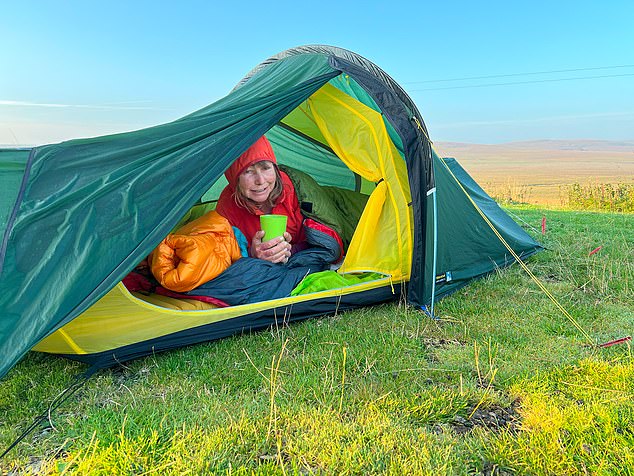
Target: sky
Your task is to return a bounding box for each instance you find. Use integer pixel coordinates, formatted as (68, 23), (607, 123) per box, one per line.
(2, 0), (633, 146)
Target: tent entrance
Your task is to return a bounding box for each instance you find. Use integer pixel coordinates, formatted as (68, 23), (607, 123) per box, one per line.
(33, 75), (418, 362)
(201, 78), (414, 281)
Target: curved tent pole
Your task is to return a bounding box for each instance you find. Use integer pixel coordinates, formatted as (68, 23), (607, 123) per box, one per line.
(428, 186), (438, 316)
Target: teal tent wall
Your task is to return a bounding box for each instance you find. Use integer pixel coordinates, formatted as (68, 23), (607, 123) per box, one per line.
(425, 154), (541, 301)
(0, 55), (342, 379)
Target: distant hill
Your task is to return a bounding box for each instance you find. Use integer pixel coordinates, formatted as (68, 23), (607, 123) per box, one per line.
(498, 139), (634, 151)
(436, 139), (634, 153)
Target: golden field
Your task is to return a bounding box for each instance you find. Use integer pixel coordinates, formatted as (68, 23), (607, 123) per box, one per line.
(435, 140), (634, 206)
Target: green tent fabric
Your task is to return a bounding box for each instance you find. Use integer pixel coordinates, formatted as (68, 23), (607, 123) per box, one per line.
(0, 45), (539, 380)
(428, 155), (541, 299)
(0, 149), (30, 230)
(0, 55), (343, 379)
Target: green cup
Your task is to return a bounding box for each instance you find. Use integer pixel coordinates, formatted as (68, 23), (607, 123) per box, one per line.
(260, 214), (287, 241)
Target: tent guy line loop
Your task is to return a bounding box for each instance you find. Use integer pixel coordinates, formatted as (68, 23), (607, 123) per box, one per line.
(504, 209), (542, 236)
(431, 144), (594, 346)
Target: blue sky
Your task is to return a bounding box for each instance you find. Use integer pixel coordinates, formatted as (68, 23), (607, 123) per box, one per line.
(2, 0), (633, 145)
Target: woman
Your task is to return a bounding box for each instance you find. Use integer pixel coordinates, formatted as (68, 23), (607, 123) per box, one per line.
(149, 135), (343, 305)
(216, 135), (306, 264)
(145, 136), (341, 306)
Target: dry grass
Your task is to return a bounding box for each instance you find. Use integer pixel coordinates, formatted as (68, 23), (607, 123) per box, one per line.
(563, 182), (634, 212)
(436, 140), (634, 207)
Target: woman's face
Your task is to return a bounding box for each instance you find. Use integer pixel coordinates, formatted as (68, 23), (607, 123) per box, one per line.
(238, 160), (277, 204)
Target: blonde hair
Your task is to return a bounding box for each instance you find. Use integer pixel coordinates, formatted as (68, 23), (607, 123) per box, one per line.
(233, 164), (283, 212)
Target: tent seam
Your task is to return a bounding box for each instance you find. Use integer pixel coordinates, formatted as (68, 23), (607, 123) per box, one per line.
(0, 148), (36, 274)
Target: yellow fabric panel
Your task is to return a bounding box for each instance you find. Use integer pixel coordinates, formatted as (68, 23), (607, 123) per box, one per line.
(130, 292), (220, 311)
(31, 292), (218, 355)
(341, 181), (404, 275)
(33, 277), (394, 355)
(301, 83), (413, 279)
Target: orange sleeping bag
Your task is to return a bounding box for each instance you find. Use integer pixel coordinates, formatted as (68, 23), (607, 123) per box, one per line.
(150, 210), (242, 292)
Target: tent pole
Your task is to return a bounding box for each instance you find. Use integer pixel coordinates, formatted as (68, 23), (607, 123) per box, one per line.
(429, 187), (438, 316)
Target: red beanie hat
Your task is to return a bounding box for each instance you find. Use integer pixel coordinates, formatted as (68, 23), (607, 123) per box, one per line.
(225, 135), (277, 187)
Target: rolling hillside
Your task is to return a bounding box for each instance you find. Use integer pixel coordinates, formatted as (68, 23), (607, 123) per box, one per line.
(435, 140), (634, 205)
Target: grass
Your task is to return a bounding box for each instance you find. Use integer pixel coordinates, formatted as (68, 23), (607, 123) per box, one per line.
(1, 207), (633, 475)
(485, 180), (533, 206)
(563, 183), (634, 213)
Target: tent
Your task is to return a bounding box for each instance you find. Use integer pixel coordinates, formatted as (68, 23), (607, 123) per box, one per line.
(0, 45), (541, 380)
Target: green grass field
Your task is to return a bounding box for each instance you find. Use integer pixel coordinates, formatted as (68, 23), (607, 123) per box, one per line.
(1, 207), (633, 475)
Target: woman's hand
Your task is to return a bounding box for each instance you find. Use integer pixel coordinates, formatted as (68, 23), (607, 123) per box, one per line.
(250, 231), (293, 263)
